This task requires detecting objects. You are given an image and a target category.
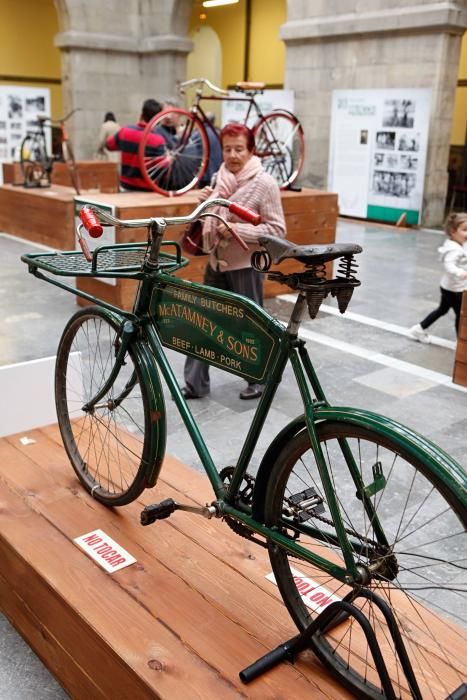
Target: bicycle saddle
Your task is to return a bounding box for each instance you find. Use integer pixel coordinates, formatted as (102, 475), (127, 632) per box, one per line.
(258, 235), (362, 265)
(235, 81), (265, 92)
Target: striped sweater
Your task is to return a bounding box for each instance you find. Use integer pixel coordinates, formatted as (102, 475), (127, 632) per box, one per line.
(208, 170), (286, 272)
(106, 121), (165, 191)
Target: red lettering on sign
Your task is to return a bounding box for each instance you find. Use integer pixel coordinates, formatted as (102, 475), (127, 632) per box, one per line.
(109, 557), (126, 567)
(83, 534), (102, 546)
(102, 549), (117, 560)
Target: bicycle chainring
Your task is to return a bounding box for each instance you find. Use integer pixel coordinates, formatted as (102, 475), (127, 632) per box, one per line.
(219, 467), (268, 547)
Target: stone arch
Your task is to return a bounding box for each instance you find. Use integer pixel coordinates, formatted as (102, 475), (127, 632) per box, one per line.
(52, 0), (195, 157)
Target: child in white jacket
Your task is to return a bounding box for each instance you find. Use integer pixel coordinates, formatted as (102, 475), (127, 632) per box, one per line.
(409, 212), (467, 341)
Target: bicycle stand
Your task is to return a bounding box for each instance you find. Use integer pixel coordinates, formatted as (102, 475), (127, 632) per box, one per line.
(239, 588), (465, 699)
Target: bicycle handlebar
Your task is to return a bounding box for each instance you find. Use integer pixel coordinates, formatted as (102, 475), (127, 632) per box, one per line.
(77, 198), (260, 259)
(35, 107), (81, 126)
(178, 78), (229, 97)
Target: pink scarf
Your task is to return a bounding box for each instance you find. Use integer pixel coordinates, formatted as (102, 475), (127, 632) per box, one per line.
(203, 155), (263, 249)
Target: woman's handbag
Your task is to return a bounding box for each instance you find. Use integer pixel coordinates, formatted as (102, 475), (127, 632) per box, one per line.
(180, 219), (207, 256)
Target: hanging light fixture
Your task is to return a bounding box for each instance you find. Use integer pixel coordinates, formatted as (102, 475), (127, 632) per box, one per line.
(202, 0), (239, 7)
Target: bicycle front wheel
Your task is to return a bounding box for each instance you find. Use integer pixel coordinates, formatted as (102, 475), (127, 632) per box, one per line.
(139, 108), (209, 196)
(55, 308), (163, 506)
(264, 421), (466, 699)
(20, 134), (48, 187)
(253, 110), (304, 188)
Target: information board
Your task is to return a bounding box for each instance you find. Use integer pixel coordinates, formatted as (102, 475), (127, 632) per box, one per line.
(0, 86), (51, 184)
(328, 89), (432, 225)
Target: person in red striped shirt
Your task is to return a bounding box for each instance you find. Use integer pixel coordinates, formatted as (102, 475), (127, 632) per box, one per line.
(106, 99), (165, 191)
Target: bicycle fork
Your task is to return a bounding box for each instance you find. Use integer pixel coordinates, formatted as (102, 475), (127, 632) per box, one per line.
(81, 319), (136, 413)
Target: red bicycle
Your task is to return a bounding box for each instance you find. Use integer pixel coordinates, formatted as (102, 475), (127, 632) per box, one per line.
(138, 78), (305, 196)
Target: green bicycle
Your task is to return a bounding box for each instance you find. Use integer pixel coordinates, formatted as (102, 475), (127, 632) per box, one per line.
(22, 199), (466, 700)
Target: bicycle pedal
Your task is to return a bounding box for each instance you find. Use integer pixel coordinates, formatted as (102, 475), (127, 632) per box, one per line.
(140, 498), (176, 525)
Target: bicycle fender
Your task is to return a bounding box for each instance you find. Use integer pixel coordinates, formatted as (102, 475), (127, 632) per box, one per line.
(252, 407), (466, 522)
(252, 414), (306, 521)
(133, 339), (167, 488)
(316, 407), (466, 496)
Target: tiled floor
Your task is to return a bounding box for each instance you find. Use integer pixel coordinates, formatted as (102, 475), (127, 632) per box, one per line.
(0, 217), (465, 698)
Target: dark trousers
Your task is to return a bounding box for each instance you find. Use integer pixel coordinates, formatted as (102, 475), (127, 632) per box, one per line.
(420, 287), (462, 335)
(184, 265), (264, 396)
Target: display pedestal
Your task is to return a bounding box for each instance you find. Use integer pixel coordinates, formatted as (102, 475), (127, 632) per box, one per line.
(0, 183), (338, 305)
(2, 160), (119, 192)
(0, 423), (348, 699)
(0, 183), (76, 249)
(73, 188), (338, 309)
(453, 290), (467, 386)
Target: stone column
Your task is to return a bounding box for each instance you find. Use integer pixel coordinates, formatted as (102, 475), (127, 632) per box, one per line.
(281, 1), (467, 226)
(53, 0), (192, 159)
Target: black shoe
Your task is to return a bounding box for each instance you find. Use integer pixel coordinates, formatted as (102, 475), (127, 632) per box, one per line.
(239, 384), (263, 400)
(181, 386), (203, 399)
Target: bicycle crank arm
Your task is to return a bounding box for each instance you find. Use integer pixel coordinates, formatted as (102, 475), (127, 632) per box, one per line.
(140, 498), (218, 525)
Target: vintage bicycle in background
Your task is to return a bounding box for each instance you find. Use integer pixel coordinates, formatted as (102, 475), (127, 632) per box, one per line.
(138, 77), (305, 196)
(19, 108), (81, 195)
(21, 199), (466, 699)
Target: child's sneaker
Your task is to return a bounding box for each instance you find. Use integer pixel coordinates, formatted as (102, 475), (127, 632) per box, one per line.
(408, 324), (429, 343)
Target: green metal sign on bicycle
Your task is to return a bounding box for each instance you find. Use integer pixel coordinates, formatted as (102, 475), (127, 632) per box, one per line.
(151, 279), (282, 382)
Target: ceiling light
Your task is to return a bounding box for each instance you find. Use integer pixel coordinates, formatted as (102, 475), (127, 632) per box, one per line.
(202, 0), (239, 7)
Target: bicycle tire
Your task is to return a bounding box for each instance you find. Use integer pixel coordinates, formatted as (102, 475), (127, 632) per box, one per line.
(20, 134), (48, 187)
(61, 139), (81, 195)
(253, 110), (304, 189)
(139, 108), (209, 196)
(264, 421), (466, 699)
(55, 307), (163, 506)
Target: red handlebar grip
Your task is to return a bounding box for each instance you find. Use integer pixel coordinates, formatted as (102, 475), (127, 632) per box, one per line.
(79, 207), (103, 238)
(229, 202), (261, 226)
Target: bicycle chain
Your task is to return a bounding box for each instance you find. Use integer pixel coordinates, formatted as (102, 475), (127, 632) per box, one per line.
(219, 465), (388, 558)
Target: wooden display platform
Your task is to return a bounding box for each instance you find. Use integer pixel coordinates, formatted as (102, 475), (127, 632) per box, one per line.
(2, 160), (119, 193)
(453, 290), (467, 386)
(0, 423), (351, 700)
(73, 188), (338, 310)
(0, 183), (337, 306)
(0, 183), (76, 249)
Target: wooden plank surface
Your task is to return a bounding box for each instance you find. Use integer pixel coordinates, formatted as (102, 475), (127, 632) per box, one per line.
(0, 423), (352, 700)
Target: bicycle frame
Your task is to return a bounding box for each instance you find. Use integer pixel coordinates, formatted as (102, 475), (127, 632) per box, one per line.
(189, 91), (266, 128)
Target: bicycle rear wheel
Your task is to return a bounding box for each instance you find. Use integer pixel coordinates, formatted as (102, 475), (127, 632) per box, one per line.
(55, 308), (164, 506)
(62, 139), (81, 195)
(20, 134), (48, 187)
(264, 421), (466, 699)
(253, 110), (304, 188)
(139, 108), (209, 196)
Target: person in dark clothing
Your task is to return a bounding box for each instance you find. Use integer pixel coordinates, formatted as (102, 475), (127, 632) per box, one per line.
(199, 112), (222, 187)
(106, 99), (165, 191)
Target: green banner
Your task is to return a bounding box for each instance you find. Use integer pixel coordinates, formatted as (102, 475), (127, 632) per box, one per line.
(150, 280), (282, 382)
(367, 205), (419, 225)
